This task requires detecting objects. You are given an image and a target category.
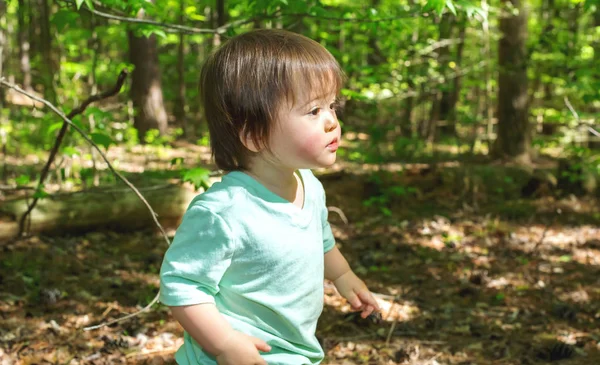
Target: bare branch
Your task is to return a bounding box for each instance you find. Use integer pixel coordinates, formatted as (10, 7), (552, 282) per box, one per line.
(327, 206), (349, 225)
(75, 2), (418, 36)
(6, 70), (128, 237)
(83, 294), (159, 331)
(564, 96), (600, 137)
(81, 5), (256, 34)
(0, 77), (171, 248)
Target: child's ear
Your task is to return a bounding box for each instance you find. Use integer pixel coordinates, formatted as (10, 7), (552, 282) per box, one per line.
(240, 129), (262, 153)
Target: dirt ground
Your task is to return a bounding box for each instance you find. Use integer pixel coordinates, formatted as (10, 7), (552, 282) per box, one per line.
(1, 160), (599, 364)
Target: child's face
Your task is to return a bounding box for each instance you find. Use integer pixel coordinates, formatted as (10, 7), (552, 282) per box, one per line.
(267, 90), (341, 170)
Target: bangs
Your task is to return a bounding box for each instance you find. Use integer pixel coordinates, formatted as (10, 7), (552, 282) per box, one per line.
(280, 42), (345, 109)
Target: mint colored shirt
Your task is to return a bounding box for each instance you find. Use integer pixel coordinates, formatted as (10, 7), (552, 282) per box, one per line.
(159, 169), (335, 365)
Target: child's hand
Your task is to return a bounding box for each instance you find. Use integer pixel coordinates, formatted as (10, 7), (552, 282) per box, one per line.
(215, 330), (271, 365)
(333, 270), (380, 319)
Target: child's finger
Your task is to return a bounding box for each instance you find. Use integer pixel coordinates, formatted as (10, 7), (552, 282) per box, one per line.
(360, 304), (375, 318)
(358, 291), (380, 310)
(344, 291), (363, 309)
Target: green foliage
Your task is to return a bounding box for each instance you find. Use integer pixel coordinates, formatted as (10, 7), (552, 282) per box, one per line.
(1, 0), (598, 200)
(182, 167), (211, 191)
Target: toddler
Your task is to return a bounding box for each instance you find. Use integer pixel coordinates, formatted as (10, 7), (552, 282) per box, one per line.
(160, 29), (379, 365)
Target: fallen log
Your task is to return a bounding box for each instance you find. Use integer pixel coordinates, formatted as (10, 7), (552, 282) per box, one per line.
(0, 184), (198, 240)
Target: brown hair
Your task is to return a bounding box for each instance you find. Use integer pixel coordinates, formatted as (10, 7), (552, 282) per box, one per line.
(200, 29), (344, 171)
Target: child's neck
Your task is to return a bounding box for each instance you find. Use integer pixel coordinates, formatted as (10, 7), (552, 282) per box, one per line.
(244, 158), (303, 206)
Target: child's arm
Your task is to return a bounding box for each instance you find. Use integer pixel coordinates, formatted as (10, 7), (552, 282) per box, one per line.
(324, 246), (380, 318)
(170, 304), (270, 364)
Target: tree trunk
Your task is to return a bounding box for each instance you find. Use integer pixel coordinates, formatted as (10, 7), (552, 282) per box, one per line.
(212, 0), (226, 47)
(493, 0), (530, 163)
(174, 0), (189, 138)
(440, 18), (466, 136)
(128, 10), (168, 141)
(17, 0), (32, 90)
(0, 0), (6, 183)
(39, 0), (56, 103)
(402, 2), (420, 136)
(427, 13), (454, 141)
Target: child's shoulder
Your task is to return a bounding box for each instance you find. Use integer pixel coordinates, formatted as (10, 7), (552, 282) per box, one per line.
(186, 174), (248, 216)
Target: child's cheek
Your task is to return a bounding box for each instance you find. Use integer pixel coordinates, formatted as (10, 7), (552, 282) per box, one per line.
(299, 133), (323, 157)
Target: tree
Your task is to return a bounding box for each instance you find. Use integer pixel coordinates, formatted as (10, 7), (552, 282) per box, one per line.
(17, 0), (32, 90)
(39, 0), (57, 103)
(128, 8), (168, 141)
(493, 0), (531, 163)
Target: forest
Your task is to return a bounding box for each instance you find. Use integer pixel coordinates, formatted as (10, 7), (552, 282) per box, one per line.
(0, 0), (599, 363)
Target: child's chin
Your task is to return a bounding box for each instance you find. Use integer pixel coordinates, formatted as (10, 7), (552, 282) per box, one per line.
(316, 156), (337, 168)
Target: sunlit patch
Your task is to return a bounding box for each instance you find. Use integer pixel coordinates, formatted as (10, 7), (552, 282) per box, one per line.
(323, 281), (420, 323)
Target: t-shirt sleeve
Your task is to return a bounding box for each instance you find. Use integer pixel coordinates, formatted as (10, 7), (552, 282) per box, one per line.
(159, 205), (236, 306)
(321, 190), (336, 253)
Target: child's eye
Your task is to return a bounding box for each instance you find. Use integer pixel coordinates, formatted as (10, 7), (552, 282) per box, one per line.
(309, 108), (320, 116)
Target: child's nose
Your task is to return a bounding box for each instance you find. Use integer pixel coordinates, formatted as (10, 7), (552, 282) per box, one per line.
(325, 113), (338, 132)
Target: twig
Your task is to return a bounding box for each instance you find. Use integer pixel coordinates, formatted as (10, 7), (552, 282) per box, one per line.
(84, 294), (159, 331)
(77, 2), (419, 36)
(81, 4), (256, 35)
(327, 206), (349, 225)
(564, 96), (600, 137)
(0, 78), (171, 331)
(3, 70), (128, 237)
(385, 289), (406, 347)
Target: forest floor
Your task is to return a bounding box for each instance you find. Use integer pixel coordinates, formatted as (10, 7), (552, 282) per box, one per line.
(1, 140), (600, 365)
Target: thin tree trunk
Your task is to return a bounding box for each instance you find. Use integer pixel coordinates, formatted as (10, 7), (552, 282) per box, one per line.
(28, 0), (38, 69)
(87, 12), (100, 185)
(482, 0), (494, 139)
(17, 0), (32, 90)
(128, 8), (168, 140)
(427, 13), (454, 141)
(0, 0), (6, 183)
(39, 0), (56, 103)
(493, 0), (530, 163)
(174, 0), (190, 139)
(403, 5), (420, 136)
(441, 18), (466, 136)
(213, 0), (226, 47)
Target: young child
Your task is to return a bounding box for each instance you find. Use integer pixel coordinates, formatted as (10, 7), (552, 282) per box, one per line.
(159, 29), (380, 365)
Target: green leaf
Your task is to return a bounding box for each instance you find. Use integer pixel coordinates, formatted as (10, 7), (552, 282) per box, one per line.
(15, 175), (30, 186)
(47, 121), (65, 136)
(62, 146), (79, 157)
(33, 188), (50, 200)
(559, 255), (572, 262)
(140, 27), (167, 39)
(446, 0), (457, 15)
(424, 0), (445, 15)
(84, 0), (94, 9)
(182, 168), (211, 190)
(75, 0), (85, 9)
(51, 10), (79, 32)
(90, 132), (114, 150)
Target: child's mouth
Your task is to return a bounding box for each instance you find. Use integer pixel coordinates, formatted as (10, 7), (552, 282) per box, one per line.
(327, 138), (339, 151)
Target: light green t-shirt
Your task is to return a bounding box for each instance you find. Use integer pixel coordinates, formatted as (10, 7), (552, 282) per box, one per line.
(159, 169), (335, 365)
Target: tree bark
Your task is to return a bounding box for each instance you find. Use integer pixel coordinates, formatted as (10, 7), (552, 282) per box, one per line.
(128, 8), (168, 141)
(402, 1), (420, 136)
(17, 0), (32, 90)
(212, 0), (226, 47)
(174, 0), (189, 138)
(440, 14), (464, 136)
(428, 13), (455, 140)
(493, 0), (531, 163)
(38, 0), (57, 103)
